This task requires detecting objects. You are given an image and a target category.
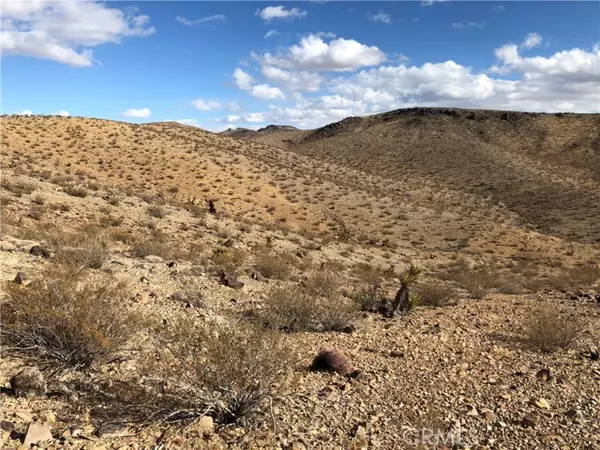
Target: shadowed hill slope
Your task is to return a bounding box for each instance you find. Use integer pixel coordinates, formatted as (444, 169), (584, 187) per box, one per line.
(250, 108), (600, 244)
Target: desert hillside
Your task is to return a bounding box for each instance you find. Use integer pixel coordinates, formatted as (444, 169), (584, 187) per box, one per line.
(244, 108), (600, 245)
(1, 112), (599, 449)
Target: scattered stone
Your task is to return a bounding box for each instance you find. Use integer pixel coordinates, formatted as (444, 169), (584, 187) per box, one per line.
(140, 276), (150, 284)
(13, 271), (29, 285)
(521, 414), (539, 428)
(0, 421), (14, 431)
(481, 408), (497, 422)
(531, 398), (550, 409)
(167, 261), (177, 268)
(557, 377), (575, 389)
(23, 422), (52, 446)
(587, 347), (599, 361)
(192, 416), (214, 435)
(15, 411), (33, 422)
(311, 348), (355, 376)
(251, 271), (266, 282)
(29, 245), (50, 258)
(390, 350), (404, 358)
(536, 368), (552, 382)
(95, 422), (129, 438)
(10, 367), (47, 398)
(565, 408), (581, 419)
(219, 272), (244, 289)
(41, 410), (57, 424)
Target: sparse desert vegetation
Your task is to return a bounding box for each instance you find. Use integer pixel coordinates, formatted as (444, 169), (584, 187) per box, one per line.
(0, 111), (599, 449)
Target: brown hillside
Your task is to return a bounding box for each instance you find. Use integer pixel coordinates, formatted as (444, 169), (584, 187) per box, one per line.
(251, 108), (600, 245)
(1, 112), (599, 449)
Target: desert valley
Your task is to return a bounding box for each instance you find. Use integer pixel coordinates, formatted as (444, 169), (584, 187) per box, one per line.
(0, 108), (599, 449)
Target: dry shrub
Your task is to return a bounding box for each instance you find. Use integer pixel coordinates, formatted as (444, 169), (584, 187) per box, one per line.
(2, 265), (136, 370)
(352, 284), (386, 312)
(254, 251), (293, 280)
(351, 263), (394, 285)
(185, 203), (206, 219)
(54, 242), (109, 269)
(304, 271), (338, 298)
(44, 227), (110, 269)
(210, 247), (247, 275)
(132, 319), (291, 425)
(550, 265), (600, 290)
(1, 179), (36, 196)
(147, 205), (168, 219)
(27, 204), (46, 221)
(130, 233), (184, 260)
(524, 307), (585, 352)
(63, 184), (88, 198)
(415, 282), (457, 307)
(262, 285), (356, 333)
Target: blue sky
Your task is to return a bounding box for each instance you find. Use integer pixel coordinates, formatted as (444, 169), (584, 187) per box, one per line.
(1, 1), (599, 130)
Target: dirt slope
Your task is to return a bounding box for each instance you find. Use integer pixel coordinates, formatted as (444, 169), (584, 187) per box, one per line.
(247, 108), (600, 245)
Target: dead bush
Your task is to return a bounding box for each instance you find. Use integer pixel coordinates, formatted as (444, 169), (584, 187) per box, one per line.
(2, 266), (137, 370)
(147, 205), (168, 219)
(524, 306), (584, 352)
(549, 265), (600, 290)
(1, 179), (36, 196)
(415, 282), (457, 307)
(262, 285), (356, 332)
(27, 204), (46, 221)
(210, 247), (247, 275)
(127, 320), (291, 425)
(304, 271), (338, 298)
(254, 252), (293, 280)
(63, 184), (88, 198)
(54, 241), (109, 270)
(352, 284), (386, 312)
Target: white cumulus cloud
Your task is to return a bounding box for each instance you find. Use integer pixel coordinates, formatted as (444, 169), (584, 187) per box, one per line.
(287, 35), (386, 72)
(122, 108), (151, 118)
(233, 68), (255, 90)
(55, 110), (70, 116)
(251, 84), (286, 100)
(256, 6), (307, 22)
(521, 32), (543, 49)
(234, 68), (286, 100)
(192, 99), (222, 111)
(0, 0), (155, 67)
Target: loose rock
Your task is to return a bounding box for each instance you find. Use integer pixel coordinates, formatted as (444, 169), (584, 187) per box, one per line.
(29, 245), (51, 258)
(23, 422), (53, 446)
(10, 367), (46, 398)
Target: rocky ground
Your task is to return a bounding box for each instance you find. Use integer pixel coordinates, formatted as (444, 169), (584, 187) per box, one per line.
(1, 115), (599, 449)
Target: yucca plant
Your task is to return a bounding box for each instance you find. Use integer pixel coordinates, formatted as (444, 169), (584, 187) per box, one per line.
(390, 264), (425, 315)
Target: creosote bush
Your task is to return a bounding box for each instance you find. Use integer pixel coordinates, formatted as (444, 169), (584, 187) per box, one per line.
(2, 265), (137, 370)
(254, 251), (293, 280)
(524, 306), (585, 352)
(147, 205), (168, 219)
(415, 282), (457, 307)
(303, 271), (338, 298)
(130, 320), (291, 425)
(352, 284), (386, 312)
(63, 184), (88, 198)
(550, 265), (600, 291)
(262, 285), (356, 332)
(210, 247), (247, 275)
